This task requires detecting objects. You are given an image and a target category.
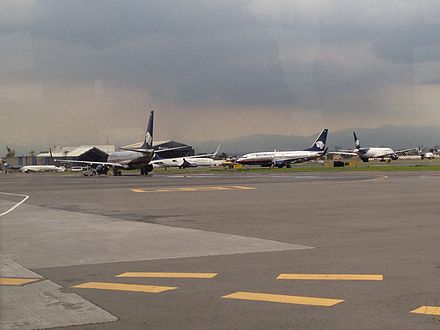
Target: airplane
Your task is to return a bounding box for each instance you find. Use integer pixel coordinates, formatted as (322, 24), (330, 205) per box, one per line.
(236, 129), (329, 168)
(51, 111), (183, 176)
(418, 147), (435, 160)
(332, 132), (417, 162)
(0, 160), (65, 173)
(150, 143), (222, 169)
(20, 165), (66, 173)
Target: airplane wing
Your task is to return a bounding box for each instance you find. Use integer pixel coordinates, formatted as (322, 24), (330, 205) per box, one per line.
(328, 151), (358, 156)
(394, 148), (418, 154)
(50, 149), (124, 168)
(121, 145), (189, 153)
(273, 155), (323, 164)
(187, 142), (222, 159)
(52, 158), (125, 168)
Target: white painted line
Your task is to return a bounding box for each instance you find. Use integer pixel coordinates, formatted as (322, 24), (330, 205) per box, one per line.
(0, 192), (30, 217)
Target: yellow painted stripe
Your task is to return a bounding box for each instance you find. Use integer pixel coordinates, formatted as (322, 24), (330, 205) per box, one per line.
(72, 282), (177, 293)
(221, 292), (343, 307)
(206, 186), (231, 190)
(116, 272), (218, 279)
(277, 274), (383, 281)
(0, 278), (40, 286)
(411, 306), (440, 316)
(131, 186), (255, 193)
(229, 186), (257, 190)
(131, 188), (146, 193)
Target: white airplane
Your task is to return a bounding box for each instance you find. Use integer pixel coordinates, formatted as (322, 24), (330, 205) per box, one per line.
(52, 111), (184, 176)
(236, 129), (328, 168)
(0, 160), (66, 173)
(333, 132), (416, 162)
(418, 147), (435, 160)
(150, 143), (222, 168)
(20, 165), (66, 173)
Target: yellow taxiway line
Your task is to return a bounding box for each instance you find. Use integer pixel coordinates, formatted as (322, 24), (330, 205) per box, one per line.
(221, 291), (343, 307)
(277, 274), (383, 281)
(410, 306), (440, 316)
(0, 277), (40, 286)
(116, 272), (218, 279)
(131, 186), (256, 193)
(72, 282), (177, 293)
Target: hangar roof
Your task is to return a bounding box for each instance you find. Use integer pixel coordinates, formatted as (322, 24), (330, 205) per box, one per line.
(37, 145), (115, 158)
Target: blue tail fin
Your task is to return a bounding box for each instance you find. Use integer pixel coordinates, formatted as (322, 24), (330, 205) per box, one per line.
(140, 111), (154, 149)
(353, 131), (361, 149)
(304, 129), (328, 152)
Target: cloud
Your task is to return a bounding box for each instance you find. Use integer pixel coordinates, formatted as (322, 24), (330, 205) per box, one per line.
(1, 0), (440, 150)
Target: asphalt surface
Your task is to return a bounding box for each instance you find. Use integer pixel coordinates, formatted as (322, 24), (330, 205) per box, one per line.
(1, 171), (439, 329)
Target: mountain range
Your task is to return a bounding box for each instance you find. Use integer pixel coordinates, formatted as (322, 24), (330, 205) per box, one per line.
(190, 125), (440, 156)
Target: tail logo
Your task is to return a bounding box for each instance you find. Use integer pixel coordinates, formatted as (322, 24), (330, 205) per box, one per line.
(145, 132), (153, 146)
(315, 141), (325, 150)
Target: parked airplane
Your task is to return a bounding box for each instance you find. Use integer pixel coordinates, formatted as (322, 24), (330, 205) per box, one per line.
(333, 132), (416, 162)
(418, 147), (435, 160)
(150, 143), (222, 168)
(236, 129), (329, 168)
(52, 111), (182, 176)
(0, 160), (65, 173)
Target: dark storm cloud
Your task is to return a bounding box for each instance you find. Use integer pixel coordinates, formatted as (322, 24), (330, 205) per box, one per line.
(1, 0), (440, 110)
(1, 0), (293, 107)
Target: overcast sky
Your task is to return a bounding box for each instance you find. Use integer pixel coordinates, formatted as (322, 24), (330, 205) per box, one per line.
(1, 0), (439, 150)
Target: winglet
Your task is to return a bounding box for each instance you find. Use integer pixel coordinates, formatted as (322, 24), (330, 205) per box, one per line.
(213, 142), (222, 157)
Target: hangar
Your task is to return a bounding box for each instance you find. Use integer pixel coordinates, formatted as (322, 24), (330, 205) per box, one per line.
(36, 145), (116, 165)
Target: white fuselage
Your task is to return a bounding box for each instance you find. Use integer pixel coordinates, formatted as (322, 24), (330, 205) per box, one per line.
(356, 147), (396, 159)
(107, 150), (153, 169)
(151, 156), (219, 168)
(237, 150), (322, 166)
(20, 165), (66, 173)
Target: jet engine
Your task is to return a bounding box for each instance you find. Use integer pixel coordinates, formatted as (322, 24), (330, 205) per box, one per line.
(95, 164), (109, 175)
(273, 160), (286, 168)
(390, 154), (399, 160)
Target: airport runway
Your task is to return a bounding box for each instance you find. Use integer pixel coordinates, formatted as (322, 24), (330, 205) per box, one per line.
(1, 171), (439, 329)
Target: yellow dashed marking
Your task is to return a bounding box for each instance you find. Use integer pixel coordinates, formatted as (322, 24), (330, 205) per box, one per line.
(131, 186), (255, 193)
(116, 272), (218, 279)
(411, 306), (440, 316)
(72, 282), (177, 293)
(0, 278), (40, 286)
(277, 274), (383, 281)
(222, 292), (343, 306)
(131, 188), (146, 193)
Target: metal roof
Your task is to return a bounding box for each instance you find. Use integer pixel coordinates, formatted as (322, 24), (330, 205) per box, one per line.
(37, 145), (115, 158)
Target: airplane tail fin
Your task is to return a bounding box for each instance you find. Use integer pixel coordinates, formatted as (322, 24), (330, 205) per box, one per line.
(304, 129), (328, 152)
(353, 131), (361, 149)
(140, 110), (154, 150)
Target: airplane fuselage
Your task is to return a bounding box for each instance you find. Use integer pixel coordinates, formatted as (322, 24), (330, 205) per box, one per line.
(107, 150), (154, 169)
(151, 156), (218, 168)
(356, 147), (397, 161)
(237, 150), (323, 167)
(20, 165), (66, 173)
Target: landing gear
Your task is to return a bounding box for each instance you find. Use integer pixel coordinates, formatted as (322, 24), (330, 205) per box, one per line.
(141, 164), (153, 176)
(113, 169), (122, 176)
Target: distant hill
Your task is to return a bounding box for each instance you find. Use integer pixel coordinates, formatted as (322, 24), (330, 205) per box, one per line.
(5, 125), (439, 157)
(190, 125), (440, 155)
